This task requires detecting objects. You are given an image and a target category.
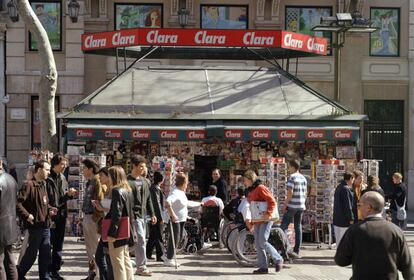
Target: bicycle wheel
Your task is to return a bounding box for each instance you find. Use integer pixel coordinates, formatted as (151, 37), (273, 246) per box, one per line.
(232, 228), (257, 266)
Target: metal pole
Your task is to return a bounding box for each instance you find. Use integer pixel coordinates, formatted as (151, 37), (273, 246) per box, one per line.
(115, 48), (119, 76)
(123, 46), (127, 70)
(169, 221), (178, 269)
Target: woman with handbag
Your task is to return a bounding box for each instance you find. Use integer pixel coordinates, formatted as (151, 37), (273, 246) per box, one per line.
(106, 166), (135, 280)
(244, 170), (283, 275)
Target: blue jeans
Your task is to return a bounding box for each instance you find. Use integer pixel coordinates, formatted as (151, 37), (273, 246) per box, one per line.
(134, 218), (147, 269)
(280, 207), (303, 253)
(18, 228), (51, 280)
(253, 222), (283, 269)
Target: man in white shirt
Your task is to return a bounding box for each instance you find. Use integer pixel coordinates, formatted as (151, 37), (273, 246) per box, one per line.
(200, 185), (224, 248)
(201, 185), (224, 213)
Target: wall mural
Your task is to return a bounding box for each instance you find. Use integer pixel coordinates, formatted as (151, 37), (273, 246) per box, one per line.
(115, 4), (163, 30)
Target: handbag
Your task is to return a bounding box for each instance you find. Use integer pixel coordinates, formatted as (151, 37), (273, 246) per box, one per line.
(396, 196), (407, 221)
(250, 201), (279, 222)
(101, 216), (130, 242)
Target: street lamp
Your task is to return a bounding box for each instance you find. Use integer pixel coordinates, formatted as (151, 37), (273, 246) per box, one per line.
(178, 8), (190, 28)
(312, 12), (377, 102)
(7, 0), (19, 22)
(67, 0), (80, 23)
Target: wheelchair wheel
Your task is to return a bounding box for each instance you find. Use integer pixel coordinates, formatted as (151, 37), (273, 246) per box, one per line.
(232, 228), (257, 267)
(226, 226), (239, 254)
(221, 221), (236, 248)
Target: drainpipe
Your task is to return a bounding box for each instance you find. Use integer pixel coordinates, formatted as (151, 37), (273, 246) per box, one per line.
(407, 1), (414, 210)
(0, 24), (7, 159)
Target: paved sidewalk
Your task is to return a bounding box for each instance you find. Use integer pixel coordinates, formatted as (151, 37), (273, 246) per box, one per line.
(16, 222), (414, 280)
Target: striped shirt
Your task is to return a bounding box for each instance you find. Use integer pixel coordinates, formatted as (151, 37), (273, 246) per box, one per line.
(287, 172), (308, 210)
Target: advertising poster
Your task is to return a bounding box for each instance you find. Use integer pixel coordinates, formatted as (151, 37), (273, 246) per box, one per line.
(115, 4), (162, 30)
(285, 6), (331, 53)
(30, 1), (61, 50)
(370, 8), (399, 56)
(201, 5), (247, 29)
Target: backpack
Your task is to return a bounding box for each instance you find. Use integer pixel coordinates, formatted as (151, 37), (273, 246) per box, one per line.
(268, 227), (292, 262)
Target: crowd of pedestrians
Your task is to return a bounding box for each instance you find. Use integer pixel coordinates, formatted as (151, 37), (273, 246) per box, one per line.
(0, 154), (413, 279)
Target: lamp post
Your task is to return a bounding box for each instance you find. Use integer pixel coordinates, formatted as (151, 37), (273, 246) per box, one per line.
(7, 0), (18, 22)
(178, 8), (190, 28)
(312, 12), (377, 102)
(67, 0), (80, 23)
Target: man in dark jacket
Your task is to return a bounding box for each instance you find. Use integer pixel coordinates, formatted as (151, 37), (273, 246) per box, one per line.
(146, 171), (165, 261)
(127, 155), (156, 276)
(17, 160), (57, 280)
(333, 172), (355, 246)
(46, 153), (77, 280)
(0, 163), (18, 280)
(211, 169), (228, 204)
(335, 191), (413, 279)
(388, 172), (407, 229)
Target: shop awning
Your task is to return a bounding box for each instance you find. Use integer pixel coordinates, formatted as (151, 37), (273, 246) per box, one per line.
(60, 65), (366, 142)
(61, 65), (365, 120)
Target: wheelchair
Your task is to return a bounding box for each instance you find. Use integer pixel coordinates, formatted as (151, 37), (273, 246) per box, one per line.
(201, 205), (223, 244)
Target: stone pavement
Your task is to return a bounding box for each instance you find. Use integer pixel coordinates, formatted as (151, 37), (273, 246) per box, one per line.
(15, 223), (414, 280)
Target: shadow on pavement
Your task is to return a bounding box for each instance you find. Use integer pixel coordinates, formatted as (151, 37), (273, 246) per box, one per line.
(153, 269), (250, 277)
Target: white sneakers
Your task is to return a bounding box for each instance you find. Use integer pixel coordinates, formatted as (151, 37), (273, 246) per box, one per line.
(135, 268), (152, 276)
(202, 242), (212, 249)
(163, 258), (180, 267)
(198, 242), (213, 253)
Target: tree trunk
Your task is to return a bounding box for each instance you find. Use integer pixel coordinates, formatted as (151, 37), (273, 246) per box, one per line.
(16, 0), (58, 152)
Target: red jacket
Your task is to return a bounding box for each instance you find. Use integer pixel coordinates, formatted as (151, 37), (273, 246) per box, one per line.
(247, 181), (276, 218)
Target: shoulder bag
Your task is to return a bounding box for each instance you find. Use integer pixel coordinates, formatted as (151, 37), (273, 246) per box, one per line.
(396, 196), (407, 221)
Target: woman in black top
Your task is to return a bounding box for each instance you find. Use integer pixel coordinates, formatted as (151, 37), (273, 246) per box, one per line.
(106, 166), (135, 280)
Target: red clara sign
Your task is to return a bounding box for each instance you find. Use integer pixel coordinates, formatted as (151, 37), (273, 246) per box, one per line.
(103, 129), (122, 139)
(82, 29), (139, 51)
(224, 129), (243, 139)
(186, 130), (206, 140)
(131, 130), (151, 140)
(159, 130), (178, 140)
(82, 28), (327, 55)
(333, 130), (353, 139)
(76, 129), (94, 138)
(278, 130), (298, 140)
(82, 29), (281, 50)
(281, 31), (327, 55)
(306, 130), (326, 139)
(251, 129), (270, 139)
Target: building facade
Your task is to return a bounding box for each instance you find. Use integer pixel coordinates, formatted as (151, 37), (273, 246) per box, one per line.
(1, 0), (412, 206)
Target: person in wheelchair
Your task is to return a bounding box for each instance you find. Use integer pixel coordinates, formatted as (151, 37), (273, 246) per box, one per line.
(200, 185), (224, 249)
(223, 186), (245, 224)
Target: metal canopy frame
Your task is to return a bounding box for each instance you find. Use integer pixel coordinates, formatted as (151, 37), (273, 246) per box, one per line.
(84, 45), (318, 76)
